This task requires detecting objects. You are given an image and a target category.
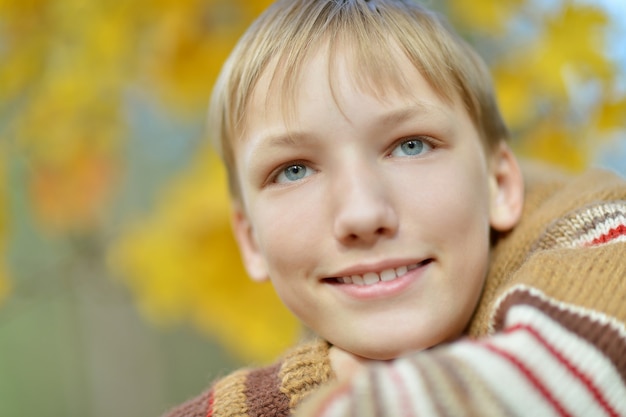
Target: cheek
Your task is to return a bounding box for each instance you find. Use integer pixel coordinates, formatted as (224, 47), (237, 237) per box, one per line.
(411, 159), (492, 269)
(253, 198), (322, 277)
(419, 163), (491, 227)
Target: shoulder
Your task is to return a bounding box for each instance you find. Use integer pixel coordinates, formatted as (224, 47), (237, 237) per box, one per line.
(494, 162), (626, 279)
(516, 163), (626, 261)
(161, 339), (333, 417)
(469, 163), (626, 336)
(520, 162), (626, 231)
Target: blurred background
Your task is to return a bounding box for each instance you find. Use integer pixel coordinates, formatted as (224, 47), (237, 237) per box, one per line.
(0, 0), (624, 415)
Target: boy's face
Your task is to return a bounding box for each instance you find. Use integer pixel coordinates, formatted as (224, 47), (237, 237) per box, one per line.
(231, 46), (522, 360)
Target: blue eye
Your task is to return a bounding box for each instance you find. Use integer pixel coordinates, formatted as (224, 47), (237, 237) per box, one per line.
(276, 164), (312, 183)
(391, 138), (431, 157)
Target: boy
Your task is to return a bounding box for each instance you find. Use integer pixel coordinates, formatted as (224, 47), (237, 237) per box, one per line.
(163, 0), (626, 416)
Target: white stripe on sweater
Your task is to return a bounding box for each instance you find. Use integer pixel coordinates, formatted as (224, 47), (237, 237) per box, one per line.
(500, 304), (626, 416)
(447, 340), (558, 416)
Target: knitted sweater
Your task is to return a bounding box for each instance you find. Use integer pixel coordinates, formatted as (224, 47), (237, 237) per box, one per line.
(162, 164), (626, 417)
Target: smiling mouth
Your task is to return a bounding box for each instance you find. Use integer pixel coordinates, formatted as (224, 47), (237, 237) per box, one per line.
(326, 259), (433, 286)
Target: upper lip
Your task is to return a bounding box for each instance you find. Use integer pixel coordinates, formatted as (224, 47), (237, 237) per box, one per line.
(325, 257), (431, 280)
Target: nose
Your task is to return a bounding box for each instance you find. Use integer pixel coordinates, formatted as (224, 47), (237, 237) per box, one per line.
(332, 164), (399, 246)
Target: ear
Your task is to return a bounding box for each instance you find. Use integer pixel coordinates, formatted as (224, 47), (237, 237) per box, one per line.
(231, 202), (269, 282)
(488, 143), (524, 232)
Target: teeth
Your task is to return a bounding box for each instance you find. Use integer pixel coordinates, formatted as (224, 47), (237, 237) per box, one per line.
(363, 272), (379, 285)
(393, 265), (407, 277)
(380, 269), (396, 282)
(340, 263), (420, 286)
(352, 275), (365, 285)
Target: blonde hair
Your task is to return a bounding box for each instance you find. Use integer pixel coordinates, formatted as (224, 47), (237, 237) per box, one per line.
(209, 0), (509, 198)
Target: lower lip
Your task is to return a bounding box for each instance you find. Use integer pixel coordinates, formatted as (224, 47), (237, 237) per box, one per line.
(326, 262), (431, 300)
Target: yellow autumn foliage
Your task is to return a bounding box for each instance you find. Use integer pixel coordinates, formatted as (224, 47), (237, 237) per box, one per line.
(108, 149), (301, 363)
(138, 0), (273, 110)
(447, 0), (525, 34)
(471, 0), (619, 172)
(595, 98), (626, 132)
(518, 4), (610, 101)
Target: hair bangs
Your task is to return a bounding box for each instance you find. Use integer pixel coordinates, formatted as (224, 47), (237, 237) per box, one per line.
(257, 1), (453, 140)
(267, 17), (420, 131)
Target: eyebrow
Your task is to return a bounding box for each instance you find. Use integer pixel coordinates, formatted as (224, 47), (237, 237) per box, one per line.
(247, 102), (449, 158)
(242, 131), (315, 174)
(248, 131), (314, 156)
(379, 104), (431, 126)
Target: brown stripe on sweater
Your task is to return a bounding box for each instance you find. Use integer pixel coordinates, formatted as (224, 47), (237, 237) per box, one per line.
(408, 351), (515, 417)
(161, 388), (213, 417)
(408, 355), (452, 417)
(492, 286), (626, 385)
(433, 350), (517, 417)
(212, 369), (250, 417)
(245, 362), (290, 417)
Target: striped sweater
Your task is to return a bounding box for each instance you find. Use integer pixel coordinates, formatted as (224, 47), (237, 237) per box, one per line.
(162, 164), (626, 417)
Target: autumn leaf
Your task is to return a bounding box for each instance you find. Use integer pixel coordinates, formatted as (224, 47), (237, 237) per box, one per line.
(139, 0), (275, 110)
(524, 3), (611, 99)
(514, 120), (588, 172)
(447, 0), (525, 34)
(594, 97), (626, 133)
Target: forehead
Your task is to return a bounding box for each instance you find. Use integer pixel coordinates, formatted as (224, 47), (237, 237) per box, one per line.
(241, 39), (457, 140)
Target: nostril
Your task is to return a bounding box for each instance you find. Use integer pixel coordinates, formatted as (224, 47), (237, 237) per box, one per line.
(333, 196), (399, 244)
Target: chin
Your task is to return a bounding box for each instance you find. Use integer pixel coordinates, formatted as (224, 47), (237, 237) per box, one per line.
(350, 341), (428, 361)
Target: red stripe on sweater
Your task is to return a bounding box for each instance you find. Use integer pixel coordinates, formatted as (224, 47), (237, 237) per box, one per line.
(206, 390), (214, 417)
(388, 366), (417, 417)
(589, 224), (626, 246)
(479, 341), (572, 417)
(505, 324), (620, 417)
